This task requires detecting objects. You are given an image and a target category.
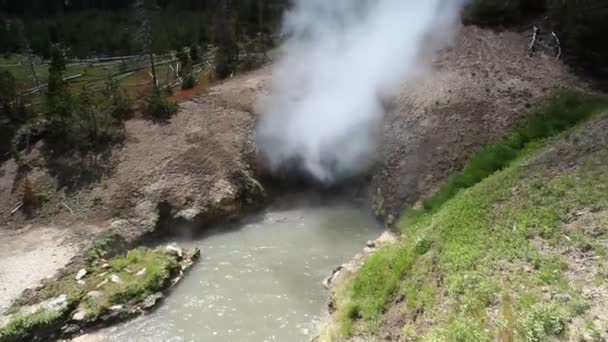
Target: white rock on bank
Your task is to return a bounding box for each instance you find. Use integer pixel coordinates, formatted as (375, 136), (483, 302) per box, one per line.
(165, 244), (183, 258)
(75, 268), (88, 280)
(72, 310), (87, 321)
(110, 274), (122, 284)
(71, 333), (108, 342)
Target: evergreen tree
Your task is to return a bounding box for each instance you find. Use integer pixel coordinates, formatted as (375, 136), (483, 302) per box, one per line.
(46, 44), (73, 140)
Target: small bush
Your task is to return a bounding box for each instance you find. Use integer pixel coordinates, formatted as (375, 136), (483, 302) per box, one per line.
(19, 177), (49, 210)
(520, 304), (569, 341)
(103, 77), (133, 120)
(146, 87), (178, 119)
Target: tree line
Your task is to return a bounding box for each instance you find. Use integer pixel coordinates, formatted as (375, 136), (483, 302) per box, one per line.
(0, 0), (287, 58)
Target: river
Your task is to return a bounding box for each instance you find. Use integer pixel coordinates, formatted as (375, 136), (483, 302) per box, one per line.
(103, 195), (383, 342)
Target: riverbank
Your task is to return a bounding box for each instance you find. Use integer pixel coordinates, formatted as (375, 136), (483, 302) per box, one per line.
(0, 241), (200, 342)
(320, 107), (608, 340)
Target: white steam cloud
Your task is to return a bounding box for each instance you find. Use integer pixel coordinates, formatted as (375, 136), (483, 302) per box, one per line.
(256, 0), (465, 183)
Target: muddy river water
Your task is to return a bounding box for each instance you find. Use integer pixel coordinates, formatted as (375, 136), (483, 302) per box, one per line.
(103, 196), (383, 342)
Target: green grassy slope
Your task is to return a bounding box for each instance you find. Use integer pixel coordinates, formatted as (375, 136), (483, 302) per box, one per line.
(330, 93), (608, 341)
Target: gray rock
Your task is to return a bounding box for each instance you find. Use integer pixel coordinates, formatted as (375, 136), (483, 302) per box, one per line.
(323, 265), (344, 289)
(142, 293), (163, 310)
(96, 279), (108, 289)
(165, 245), (183, 258)
(136, 268), (147, 277)
(171, 275), (182, 285)
(75, 269), (88, 280)
(109, 305), (124, 311)
(72, 333), (108, 342)
(110, 274), (122, 284)
(87, 291), (103, 299)
(72, 310), (87, 321)
(46, 294), (69, 311)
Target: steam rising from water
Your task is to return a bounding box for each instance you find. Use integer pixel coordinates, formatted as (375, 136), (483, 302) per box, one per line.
(256, 0), (465, 183)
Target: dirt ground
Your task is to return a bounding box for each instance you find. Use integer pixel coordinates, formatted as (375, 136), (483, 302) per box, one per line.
(0, 68), (271, 314)
(0, 24), (585, 316)
(371, 24), (583, 218)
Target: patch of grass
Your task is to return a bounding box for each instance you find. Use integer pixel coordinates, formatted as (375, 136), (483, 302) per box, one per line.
(417, 91), (608, 214)
(86, 229), (124, 263)
(425, 317), (491, 342)
(0, 309), (65, 342)
(334, 111), (608, 338)
(519, 303), (569, 341)
(106, 248), (178, 303)
(79, 248), (179, 321)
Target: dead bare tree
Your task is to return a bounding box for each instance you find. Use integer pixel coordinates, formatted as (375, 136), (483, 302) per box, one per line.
(133, 0), (159, 87)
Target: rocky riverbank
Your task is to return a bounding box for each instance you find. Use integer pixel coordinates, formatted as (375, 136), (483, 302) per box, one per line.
(0, 241), (200, 342)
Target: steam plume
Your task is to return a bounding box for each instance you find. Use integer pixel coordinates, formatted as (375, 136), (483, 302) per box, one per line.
(256, 0), (465, 183)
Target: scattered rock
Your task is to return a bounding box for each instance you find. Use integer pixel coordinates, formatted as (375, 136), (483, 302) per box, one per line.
(101, 263), (110, 269)
(86, 291), (103, 299)
(386, 214), (396, 226)
(71, 333), (108, 342)
(323, 265), (344, 289)
(96, 279), (108, 289)
(374, 231), (398, 247)
(165, 244), (183, 258)
(109, 305), (124, 311)
(110, 274), (122, 284)
(136, 268), (147, 277)
(75, 269), (88, 281)
(142, 293), (163, 310)
(72, 310), (87, 321)
(110, 219), (130, 232)
(47, 294), (69, 311)
(77, 280), (86, 286)
(171, 275), (182, 286)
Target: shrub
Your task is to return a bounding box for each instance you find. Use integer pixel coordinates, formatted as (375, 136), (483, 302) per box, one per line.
(181, 73), (196, 90)
(520, 304), (569, 341)
(103, 76), (133, 120)
(214, 44), (239, 79)
(146, 87), (178, 119)
(19, 177), (49, 210)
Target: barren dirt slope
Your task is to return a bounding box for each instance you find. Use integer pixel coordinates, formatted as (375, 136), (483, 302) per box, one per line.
(371, 25), (583, 219)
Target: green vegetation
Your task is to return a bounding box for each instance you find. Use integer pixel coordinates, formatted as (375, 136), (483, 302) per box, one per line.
(80, 248), (179, 321)
(146, 87), (178, 119)
(0, 308), (65, 342)
(331, 95), (608, 340)
(0, 1), (286, 58)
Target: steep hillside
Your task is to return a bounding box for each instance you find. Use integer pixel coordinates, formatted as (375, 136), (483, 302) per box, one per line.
(323, 109), (608, 341)
(371, 25), (583, 222)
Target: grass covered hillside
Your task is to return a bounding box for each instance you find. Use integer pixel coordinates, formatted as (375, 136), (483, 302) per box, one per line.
(325, 92), (608, 341)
